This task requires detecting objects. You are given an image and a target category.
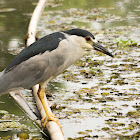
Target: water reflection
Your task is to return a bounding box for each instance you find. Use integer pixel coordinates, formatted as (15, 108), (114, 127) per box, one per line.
(0, 51), (13, 71)
(0, 0), (37, 68)
(0, 0), (37, 67)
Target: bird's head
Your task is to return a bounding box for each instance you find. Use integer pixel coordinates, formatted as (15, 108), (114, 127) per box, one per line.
(63, 28), (113, 57)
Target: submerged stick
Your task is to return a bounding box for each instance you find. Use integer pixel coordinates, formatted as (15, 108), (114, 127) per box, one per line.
(10, 91), (38, 122)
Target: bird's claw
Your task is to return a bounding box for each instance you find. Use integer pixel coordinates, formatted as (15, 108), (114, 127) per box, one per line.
(41, 113), (63, 133)
(41, 113), (56, 123)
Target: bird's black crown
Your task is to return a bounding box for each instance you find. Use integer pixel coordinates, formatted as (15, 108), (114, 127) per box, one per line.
(63, 28), (95, 39)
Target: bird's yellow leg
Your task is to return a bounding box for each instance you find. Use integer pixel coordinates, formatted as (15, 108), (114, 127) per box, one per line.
(37, 87), (62, 131)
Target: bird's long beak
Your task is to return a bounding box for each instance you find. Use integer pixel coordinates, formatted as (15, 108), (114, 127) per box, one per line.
(92, 40), (113, 57)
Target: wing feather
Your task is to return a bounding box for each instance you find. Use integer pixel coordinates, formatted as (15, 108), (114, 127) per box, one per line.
(5, 32), (66, 73)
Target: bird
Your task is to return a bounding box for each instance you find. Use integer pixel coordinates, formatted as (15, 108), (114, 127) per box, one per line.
(0, 28), (113, 128)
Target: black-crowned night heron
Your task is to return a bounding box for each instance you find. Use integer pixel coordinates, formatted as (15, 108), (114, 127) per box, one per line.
(0, 28), (113, 128)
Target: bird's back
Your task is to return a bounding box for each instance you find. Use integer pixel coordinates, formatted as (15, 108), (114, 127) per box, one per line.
(5, 32), (67, 73)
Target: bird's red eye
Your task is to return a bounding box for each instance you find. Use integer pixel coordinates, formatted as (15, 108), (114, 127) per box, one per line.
(85, 36), (91, 41)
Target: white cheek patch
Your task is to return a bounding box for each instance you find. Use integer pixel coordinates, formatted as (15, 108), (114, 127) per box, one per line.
(85, 43), (93, 49)
(93, 39), (98, 43)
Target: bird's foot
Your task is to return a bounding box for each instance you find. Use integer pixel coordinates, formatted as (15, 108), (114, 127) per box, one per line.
(41, 113), (56, 123)
(41, 113), (63, 133)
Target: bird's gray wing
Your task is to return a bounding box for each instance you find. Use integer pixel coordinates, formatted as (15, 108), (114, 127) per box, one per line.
(5, 32), (67, 73)
(0, 55), (47, 94)
(0, 41), (69, 94)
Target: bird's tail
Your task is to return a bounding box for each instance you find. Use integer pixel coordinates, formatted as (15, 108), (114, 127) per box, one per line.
(0, 71), (13, 95)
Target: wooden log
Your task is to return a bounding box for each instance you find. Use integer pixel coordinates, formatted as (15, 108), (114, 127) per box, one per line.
(27, 0), (47, 46)
(10, 0), (65, 139)
(26, 0), (65, 139)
